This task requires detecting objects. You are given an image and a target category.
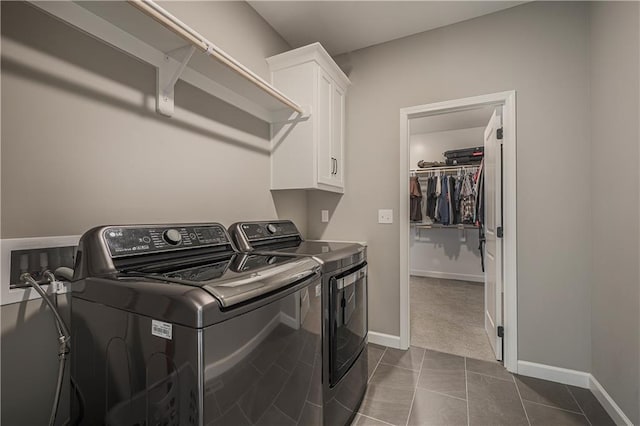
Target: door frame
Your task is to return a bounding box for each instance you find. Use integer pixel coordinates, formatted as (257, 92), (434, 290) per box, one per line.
(399, 90), (518, 372)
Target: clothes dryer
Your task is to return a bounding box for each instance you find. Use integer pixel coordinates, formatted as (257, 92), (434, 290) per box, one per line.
(228, 220), (368, 426)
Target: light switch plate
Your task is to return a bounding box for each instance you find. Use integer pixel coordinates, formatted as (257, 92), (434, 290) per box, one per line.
(378, 209), (393, 224)
(321, 210), (329, 223)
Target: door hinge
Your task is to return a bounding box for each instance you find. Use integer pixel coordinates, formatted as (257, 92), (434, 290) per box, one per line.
(497, 226), (504, 238)
(497, 128), (503, 140)
(497, 326), (504, 338)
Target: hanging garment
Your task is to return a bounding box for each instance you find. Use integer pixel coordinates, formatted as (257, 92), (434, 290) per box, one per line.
(460, 173), (476, 224)
(448, 176), (455, 225)
(479, 224), (486, 272)
(453, 175), (463, 224)
(475, 159), (486, 271)
(434, 176), (442, 222)
(437, 176), (450, 225)
(427, 177), (438, 220)
(475, 159), (485, 226)
(425, 177), (434, 219)
(420, 168), (480, 225)
(409, 176), (423, 222)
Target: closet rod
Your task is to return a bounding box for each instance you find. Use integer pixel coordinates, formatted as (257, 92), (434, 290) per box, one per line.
(128, 0), (304, 114)
(410, 165), (479, 175)
(413, 223), (478, 230)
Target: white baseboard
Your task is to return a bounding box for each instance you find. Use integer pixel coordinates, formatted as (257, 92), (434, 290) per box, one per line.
(517, 360), (590, 388)
(517, 361), (633, 425)
(589, 375), (633, 426)
(410, 269), (484, 283)
(368, 331), (401, 349)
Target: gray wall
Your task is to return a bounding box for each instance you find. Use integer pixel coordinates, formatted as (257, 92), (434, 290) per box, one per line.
(1, 296), (71, 426)
(0, 1), (302, 423)
(1, 1), (306, 239)
(309, 1), (593, 371)
(590, 2), (640, 424)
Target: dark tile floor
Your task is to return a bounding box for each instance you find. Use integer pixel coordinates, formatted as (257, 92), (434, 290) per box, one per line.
(353, 344), (615, 426)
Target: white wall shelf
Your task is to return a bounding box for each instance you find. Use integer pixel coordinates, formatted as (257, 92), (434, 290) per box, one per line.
(410, 165), (480, 175)
(29, 0), (307, 123)
(411, 223), (478, 229)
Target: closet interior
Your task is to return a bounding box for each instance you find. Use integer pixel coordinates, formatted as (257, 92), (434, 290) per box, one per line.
(408, 106), (494, 361)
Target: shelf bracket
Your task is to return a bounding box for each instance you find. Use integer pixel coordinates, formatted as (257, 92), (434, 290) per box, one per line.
(156, 45), (197, 117)
(271, 104), (312, 124)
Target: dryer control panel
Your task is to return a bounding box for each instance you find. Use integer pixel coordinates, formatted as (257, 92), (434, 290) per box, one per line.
(103, 224), (230, 257)
(239, 221), (300, 241)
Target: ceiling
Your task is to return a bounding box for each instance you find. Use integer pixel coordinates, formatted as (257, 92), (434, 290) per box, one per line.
(409, 105), (496, 135)
(248, 1), (525, 56)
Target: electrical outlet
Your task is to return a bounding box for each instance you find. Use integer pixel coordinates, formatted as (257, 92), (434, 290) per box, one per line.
(378, 209), (393, 224)
(321, 210), (329, 223)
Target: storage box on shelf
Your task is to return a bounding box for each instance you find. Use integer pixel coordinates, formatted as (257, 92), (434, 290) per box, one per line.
(267, 43), (350, 193)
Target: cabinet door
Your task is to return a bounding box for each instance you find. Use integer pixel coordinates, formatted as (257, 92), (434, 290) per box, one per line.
(331, 84), (345, 188)
(317, 69), (334, 186)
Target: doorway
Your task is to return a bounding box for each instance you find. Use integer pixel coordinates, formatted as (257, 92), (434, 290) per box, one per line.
(399, 91), (518, 372)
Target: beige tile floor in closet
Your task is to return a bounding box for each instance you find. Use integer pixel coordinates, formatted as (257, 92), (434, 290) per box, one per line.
(410, 276), (495, 361)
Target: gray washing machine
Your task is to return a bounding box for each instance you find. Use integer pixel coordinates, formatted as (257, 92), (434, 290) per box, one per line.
(228, 220), (368, 426)
(71, 223), (323, 426)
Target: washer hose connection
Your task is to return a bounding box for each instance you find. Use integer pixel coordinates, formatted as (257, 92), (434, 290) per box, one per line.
(20, 271), (71, 426)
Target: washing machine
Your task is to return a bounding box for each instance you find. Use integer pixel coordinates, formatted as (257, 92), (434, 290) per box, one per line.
(71, 223), (323, 426)
(228, 220), (368, 426)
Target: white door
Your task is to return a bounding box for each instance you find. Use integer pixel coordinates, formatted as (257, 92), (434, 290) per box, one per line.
(483, 108), (504, 361)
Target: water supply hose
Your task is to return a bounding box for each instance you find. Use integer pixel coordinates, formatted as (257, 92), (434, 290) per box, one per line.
(20, 272), (71, 426)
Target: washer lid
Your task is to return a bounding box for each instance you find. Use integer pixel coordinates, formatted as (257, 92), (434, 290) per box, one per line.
(154, 254), (321, 308)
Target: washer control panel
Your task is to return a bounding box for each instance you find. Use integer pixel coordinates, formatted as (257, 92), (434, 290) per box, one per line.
(240, 221), (299, 241)
(103, 224), (230, 257)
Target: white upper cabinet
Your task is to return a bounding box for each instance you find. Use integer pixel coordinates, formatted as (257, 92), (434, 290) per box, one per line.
(268, 43), (350, 193)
